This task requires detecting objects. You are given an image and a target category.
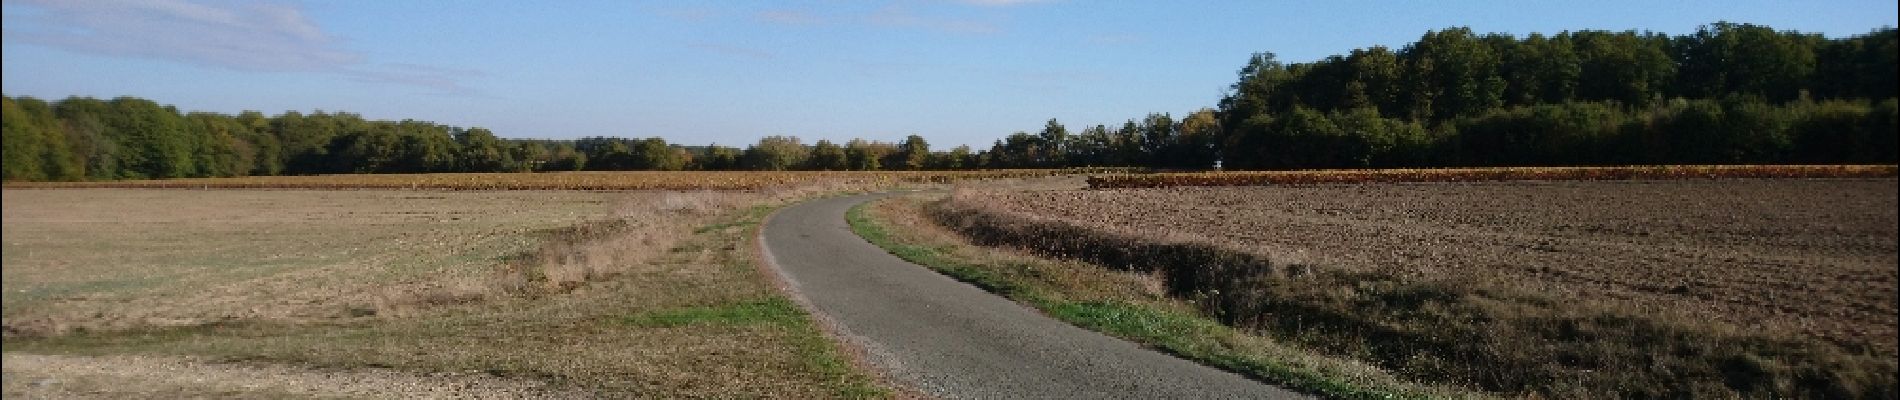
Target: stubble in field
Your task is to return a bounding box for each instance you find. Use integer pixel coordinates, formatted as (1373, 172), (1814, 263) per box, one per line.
(2, 187), (885, 397)
(1, 189), (633, 335)
(967, 179), (1899, 352)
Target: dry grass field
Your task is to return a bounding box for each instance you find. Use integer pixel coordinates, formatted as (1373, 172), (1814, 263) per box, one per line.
(2, 185), (887, 397)
(2, 189), (627, 335)
(1, 169), (1094, 191)
(912, 178), (1898, 398)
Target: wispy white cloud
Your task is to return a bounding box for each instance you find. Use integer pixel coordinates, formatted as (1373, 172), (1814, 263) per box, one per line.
(1, 0), (474, 93)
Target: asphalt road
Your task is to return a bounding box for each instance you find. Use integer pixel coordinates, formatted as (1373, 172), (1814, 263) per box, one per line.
(759, 193), (1306, 399)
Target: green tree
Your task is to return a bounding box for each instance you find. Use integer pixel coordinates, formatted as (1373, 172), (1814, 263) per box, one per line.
(543, 142), (588, 171)
(808, 139), (848, 170)
(1400, 28), (1507, 122)
(845, 139), (891, 171)
(695, 145), (742, 170)
(1176, 109), (1223, 168)
(1672, 22), (1819, 102)
(896, 134), (930, 170)
(934, 145), (974, 169)
(1497, 33), (1582, 106)
(630, 137), (686, 171)
(1138, 113), (1176, 167)
(454, 127), (510, 172)
(184, 113), (252, 177)
(233, 110), (281, 176)
(1036, 119), (1068, 166)
(1, 96), (82, 180)
(52, 97), (120, 180)
(743, 136), (808, 171)
(1069, 124), (1114, 166)
(1569, 30), (1675, 106)
(507, 140), (550, 172)
(1343, 46), (1405, 115)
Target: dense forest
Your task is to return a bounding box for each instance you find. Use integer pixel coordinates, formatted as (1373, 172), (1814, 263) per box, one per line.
(4, 22), (1895, 181)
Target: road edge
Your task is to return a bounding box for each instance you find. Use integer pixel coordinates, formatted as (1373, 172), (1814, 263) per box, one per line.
(750, 193), (926, 399)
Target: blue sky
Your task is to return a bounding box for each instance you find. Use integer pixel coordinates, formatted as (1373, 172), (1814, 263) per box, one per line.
(3, 0), (1895, 149)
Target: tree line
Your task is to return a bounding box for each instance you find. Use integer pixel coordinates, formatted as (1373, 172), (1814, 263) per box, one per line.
(0, 95), (971, 181)
(984, 22), (1896, 170)
(4, 22), (1895, 182)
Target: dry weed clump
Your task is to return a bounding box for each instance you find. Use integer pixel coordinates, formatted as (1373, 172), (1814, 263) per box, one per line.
(373, 185), (887, 315)
(375, 191), (761, 316)
(929, 187), (1898, 398)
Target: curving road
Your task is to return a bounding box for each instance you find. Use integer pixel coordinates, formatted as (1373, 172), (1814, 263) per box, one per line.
(759, 193), (1305, 399)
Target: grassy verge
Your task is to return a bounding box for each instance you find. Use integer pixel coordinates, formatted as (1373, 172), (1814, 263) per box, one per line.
(845, 194), (1469, 400)
(4, 192), (886, 398)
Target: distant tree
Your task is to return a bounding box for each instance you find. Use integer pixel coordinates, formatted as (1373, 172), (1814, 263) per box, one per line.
(845, 139), (892, 171)
(808, 139), (848, 170)
(1111, 121), (1144, 166)
(1673, 22), (1818, 102)
(1570, 30), (1674, 106)
(1036, 119), (1068, 166)
(455, 127), (510, 172)
(695, 145), (742, 170)
(989, 132), (1042, 168)
(184, 112), (251, 177)
(1175, 109), (1222, 168)
(1497, 33), (1582, 106)
(933, 145), (974, 169)
(540, 142), (587, 171)
(1219, 52), (1292, 132)
(631, 137), (685, 171)
(1812, 28), (1899, 100)
(1069, 124), (1113, 166)
(1138, 113), (1176, 167)
(896, 134), (930, 170)
(577, 137), (634, 170)
(1343, 46), (1405, 115)
(507, 140), (550, 172)
(1, 96), (82, 181)
(1400, 27), (1506, 122)
(743, 135), (808, 171)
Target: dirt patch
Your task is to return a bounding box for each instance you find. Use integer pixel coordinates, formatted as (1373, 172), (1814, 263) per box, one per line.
(1, 353), (582, 399)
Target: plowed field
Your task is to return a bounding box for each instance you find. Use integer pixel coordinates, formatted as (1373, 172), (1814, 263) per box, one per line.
(972, 179), (1898, 353)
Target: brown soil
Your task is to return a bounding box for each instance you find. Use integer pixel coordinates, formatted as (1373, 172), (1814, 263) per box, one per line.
(964, 179), (1898, 354)
(1, 353), (583, 399)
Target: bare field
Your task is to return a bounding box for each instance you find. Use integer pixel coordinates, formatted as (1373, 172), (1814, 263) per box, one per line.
(0, 169), (1092, 190)
(1, 188), (884, 397)
(2, 189), (633, 334)
(971, 179), (1899, 352)
(933, 178), (1898, 396)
